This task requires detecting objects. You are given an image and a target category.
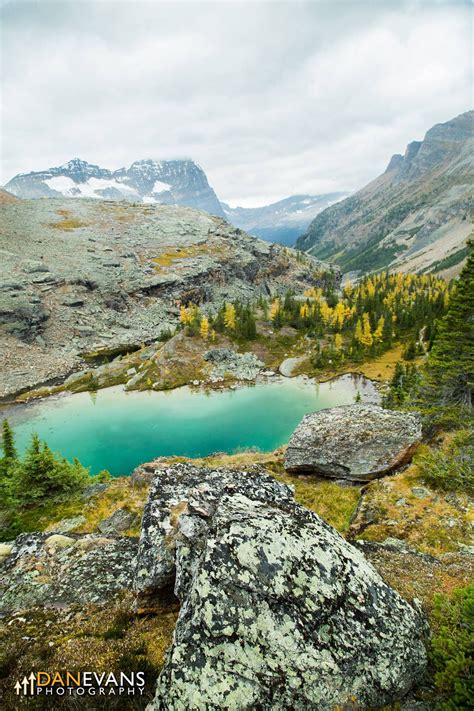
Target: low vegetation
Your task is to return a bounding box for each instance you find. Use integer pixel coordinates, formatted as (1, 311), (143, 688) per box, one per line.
(430, 583), (473, 710)
(0, 420), (110, 540)
(0, 592), (179, 710)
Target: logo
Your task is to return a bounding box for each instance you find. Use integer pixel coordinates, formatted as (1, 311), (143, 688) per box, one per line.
(14, 671), (146, 697)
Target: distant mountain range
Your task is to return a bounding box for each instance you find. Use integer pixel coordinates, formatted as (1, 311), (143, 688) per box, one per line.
(4, 159), (345, 246)
(222, 194), (347, 246)
(5, 158), (226, 218)
(297, 110), (473, 276)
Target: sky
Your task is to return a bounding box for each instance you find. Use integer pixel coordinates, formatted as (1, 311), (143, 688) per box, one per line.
(1, 0), (472, 207)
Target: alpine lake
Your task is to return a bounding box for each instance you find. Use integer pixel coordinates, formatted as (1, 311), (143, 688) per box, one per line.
(1, 374), (379, 476)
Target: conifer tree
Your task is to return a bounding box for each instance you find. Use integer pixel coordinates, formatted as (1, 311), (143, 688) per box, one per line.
(418, 245), (473, 420)
(200, 316), (209, 339)
(0, 419), (18, 506)
(224, 303), (236, 331)
(1, 419), (16, 462)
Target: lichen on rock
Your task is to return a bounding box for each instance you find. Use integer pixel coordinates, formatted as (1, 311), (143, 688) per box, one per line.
(284, 404), (422, 481)
(135, 463), (429, 710)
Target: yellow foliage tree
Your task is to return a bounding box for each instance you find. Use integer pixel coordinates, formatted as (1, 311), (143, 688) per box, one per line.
(332, 302), (346, 330)
(300, 303), (310, 319)
(270, 299), (281, 322)
(334, 333), (343, 350)
(373, 315), (385, 343)
(343, 279), (353, 297)
(200, 316), (209, 339)
(224, 303), (236, 330)
(361, 312), (373, 346)
(320, 300), (333, 326)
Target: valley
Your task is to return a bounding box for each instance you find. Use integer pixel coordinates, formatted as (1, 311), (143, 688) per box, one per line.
(0, 119), (472, 711)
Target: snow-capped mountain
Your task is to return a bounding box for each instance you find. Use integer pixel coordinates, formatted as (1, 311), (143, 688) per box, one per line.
(5, 158), (225, 217)
(222, 193), (348, 245)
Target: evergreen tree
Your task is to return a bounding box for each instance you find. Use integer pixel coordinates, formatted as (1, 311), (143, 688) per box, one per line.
(1, 419), (16, 462)
(0, 419), (18, 507)
(15, 433), (89, 502)
(418, 245), (473, 423)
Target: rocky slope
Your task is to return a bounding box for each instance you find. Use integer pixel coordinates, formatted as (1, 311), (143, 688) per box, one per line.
(222, 192), (347, 246)
(0, 197), (337, 398)
(297, 110), (473, 275)
(4, 158), (225, 217)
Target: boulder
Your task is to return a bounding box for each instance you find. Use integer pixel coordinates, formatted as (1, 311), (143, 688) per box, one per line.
(0, 532), (138, 611)
(135, 463), (428, 710)
(97, 508), (137, 534)
(284, 404), (422, 481)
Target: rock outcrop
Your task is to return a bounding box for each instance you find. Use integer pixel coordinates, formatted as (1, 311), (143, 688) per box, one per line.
(0, 198), (337, 398)
(203, 347), (264, 382)
(135, 463), (428, 710)
(284, 404), (422, 481)
(0, 532), (137, 611)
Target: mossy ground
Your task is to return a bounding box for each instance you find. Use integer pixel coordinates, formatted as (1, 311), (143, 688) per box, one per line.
(151, 242), (221, 271)
(350, 461), (473, 556)
(1, 478), (149, 542)
(0, 592), (179, 710)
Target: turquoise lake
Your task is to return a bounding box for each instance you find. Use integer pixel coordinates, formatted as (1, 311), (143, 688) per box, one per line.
(1, 375), (378, 476)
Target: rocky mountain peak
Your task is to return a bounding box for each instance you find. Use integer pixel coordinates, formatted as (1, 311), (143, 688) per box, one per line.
(298, 110), (473, 275)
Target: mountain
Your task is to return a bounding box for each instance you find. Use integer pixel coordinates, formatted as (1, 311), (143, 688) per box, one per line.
(222, 193), (347, 246)
(4, 158), (225, 217)
(0, 187), (19, 204)
(0, 197), (336, 398)
(297, 111), (473, 276)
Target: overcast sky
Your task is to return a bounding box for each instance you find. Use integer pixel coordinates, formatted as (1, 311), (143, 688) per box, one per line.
(1, 0), (472, 206)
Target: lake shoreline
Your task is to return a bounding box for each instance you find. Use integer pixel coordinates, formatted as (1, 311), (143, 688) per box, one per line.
(1, 374), (380, 477)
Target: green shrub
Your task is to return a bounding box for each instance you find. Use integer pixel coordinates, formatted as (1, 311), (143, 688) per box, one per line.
(430, 584), (474, 710)
(1, 422), (90, 506)
(414, 430), (474, 495)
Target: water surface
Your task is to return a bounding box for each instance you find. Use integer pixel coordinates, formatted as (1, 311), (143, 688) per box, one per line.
(1, 375), (378, 476)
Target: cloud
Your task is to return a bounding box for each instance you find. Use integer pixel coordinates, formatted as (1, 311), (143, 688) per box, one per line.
(1, 0), (471, 205)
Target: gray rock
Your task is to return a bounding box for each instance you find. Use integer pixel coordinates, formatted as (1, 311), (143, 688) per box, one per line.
(97, 508), (137, 534)
(0, 532), (137, 610)
(284, 404), (422, 481)
(203, 347), (263, 381)
(81, 482), (109, 500)
(21, 260), (50, 274)
(411, 487), (431, 499)
(279, 355), (306, 377)
(62, 295), (85, 307)
(49, 515), (86, 533)
(136, 463), (428, 710)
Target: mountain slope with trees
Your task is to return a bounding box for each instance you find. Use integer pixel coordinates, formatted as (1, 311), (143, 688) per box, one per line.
(297, 111), (473, 276)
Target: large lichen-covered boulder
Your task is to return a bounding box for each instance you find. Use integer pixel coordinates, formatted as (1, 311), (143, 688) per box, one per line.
(284, 404), (422, 481)
(135, 463), (428, 710)
(0, 532), (138, 611)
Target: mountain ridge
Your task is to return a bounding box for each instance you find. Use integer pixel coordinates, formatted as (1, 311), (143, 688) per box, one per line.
(296, 110), (473, 275)
(5, 157), (225, 218)
(222, 193), (348, 246)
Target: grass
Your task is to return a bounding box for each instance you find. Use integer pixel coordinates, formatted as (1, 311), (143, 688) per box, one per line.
(294, 342), (425, 384)
(352, 453), (474, 556)
(0, 478), (150, 542)
(151, 243), (216, 270)
(48, 217), (88, 230)
(0, 592), (179, 710)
